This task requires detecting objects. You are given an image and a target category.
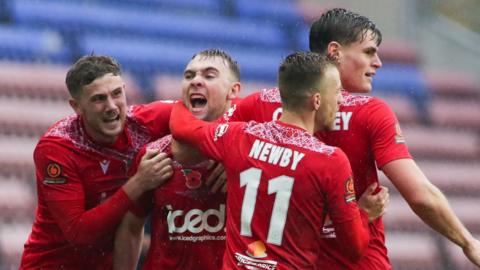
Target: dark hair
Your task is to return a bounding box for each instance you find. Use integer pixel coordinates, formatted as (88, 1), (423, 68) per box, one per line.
(191, 49), (240, 81)
(65, 55), (122, 99)
(309, 8), (382, 53)
(278, 52), (336, 112)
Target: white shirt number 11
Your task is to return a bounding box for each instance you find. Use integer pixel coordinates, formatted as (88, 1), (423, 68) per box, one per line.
(240, 167), (294, 246)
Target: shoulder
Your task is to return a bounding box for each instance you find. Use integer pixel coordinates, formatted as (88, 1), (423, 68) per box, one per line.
(40, 114), (81, 148)
(259, 87), (281, 103)
(145, 135), (172, 152)
(245, 121), (337, 155)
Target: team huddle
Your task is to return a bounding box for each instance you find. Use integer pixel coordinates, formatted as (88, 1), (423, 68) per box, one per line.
(19, 8), (480, 270)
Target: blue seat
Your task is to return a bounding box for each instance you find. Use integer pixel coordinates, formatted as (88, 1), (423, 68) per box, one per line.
(0, 25), (70, 63)
(91, 0), (221, 14)
(11, 0), (288, 50)
(373, 64), (429, 116)
(80, 34), (281, 82)
(235, 0), (303, 26)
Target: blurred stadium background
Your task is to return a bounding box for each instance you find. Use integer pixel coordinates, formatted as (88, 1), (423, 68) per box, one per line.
(0, 0), (479, 269)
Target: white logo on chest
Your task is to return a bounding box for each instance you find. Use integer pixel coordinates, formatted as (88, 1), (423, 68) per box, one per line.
(167, 204), (225, 234)
(99, 160), (110, 174)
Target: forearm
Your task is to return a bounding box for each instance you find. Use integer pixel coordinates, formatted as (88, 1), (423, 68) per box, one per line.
(383, 159), (474, 248)
(334, 210), (370, 261)
(114, 212), (146, 270)
(170, 101), (208, 145)
(408, 184), (473, 247)
(50, 188), (133, 245)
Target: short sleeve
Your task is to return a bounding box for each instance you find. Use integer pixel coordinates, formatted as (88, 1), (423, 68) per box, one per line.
(364, 98), (412, 168)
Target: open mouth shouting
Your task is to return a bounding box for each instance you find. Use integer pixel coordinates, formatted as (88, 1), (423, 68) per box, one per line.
(189, 93), (208, 114)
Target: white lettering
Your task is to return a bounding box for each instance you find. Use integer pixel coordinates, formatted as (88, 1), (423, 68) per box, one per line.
(272, 108), (283, 120)
(279, 148), (292, 168)
(249, 140), (265, 159)
(166, 204), (225, 234)
(259, 143), (272, 162)
(267, 145), (284, 165)
(333, 112), (352, 131)
(249, 140), (305, 171)
(291, 151), (305, 170)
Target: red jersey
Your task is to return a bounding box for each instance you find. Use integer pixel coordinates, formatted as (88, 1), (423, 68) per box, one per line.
(130, 135), (226, 270)
(20, 101), (173, 270)
(170, 102), (370, 270)
(227, 88), (412, 269)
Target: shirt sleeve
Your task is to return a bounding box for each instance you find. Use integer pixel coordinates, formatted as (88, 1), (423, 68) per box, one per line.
(323, 150), (370, 260)
(131, 100), (175, 138)
(170, 101), (243, 162)
(225, 92), (260, 122)
(34, 141), (134, 245)
(364, 98), (412, 168)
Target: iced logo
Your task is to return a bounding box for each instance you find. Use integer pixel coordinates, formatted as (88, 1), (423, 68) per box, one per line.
(166, 204), (225, 234)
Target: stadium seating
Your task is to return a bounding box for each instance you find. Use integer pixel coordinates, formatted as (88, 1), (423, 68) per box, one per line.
(0, 0), (479, 269)
(0, 24), (70, 63)
(401, 125), (479, 159)
(386, 232), (441, 270)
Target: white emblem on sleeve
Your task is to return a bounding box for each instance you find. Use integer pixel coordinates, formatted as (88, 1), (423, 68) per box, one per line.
(214, 124), (229, 141)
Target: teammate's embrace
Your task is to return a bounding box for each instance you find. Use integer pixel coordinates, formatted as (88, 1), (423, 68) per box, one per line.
(170, 52), (379, 269)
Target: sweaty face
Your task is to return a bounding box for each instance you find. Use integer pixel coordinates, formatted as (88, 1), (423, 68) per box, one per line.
(316, 66), (343, 131)
(181, 55), (237, 121)
(337, 30), (382, 93)
(71, 73), (127, 144)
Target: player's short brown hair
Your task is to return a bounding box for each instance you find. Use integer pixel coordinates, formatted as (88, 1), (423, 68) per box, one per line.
(191, 49), (240, 81)
(278, 52), (336, 112)
(66, 54), (122, 99)
(309, 8), (382, 53)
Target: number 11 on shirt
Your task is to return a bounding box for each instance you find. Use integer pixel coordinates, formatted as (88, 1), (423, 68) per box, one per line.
(240, 167), (294, 246)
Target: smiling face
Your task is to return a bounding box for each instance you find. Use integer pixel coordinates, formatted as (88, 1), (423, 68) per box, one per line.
(336, 30), (382, 93)
(181, 55), (239, 121)
(69, 73), (127, 144)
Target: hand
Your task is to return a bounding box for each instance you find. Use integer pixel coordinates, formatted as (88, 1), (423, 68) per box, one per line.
(358, 183), (389, 222)
(134, 149), (173, 192)
(463, 238), (480, 267)
(205, 161), (227, 194)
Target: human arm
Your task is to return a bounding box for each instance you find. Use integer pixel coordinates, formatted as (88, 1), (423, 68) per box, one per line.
(357, 182), (389, 222)
(382, 158), (480, 267)
(114, 212), (147, 270)
(170, 101), (238, 162)
(37, 143), (172, 245)
(326, 153), (370, 261)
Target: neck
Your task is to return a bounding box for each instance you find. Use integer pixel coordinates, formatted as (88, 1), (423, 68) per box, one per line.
(279, 108), (315, 135)
(171, 139), (206, 166)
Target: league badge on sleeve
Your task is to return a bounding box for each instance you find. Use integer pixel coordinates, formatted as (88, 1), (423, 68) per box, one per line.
(344, 177), (356, 204)
(394, 122), (406, 144)
(43, 162), (67, 184)
(214, 123), (229, 141)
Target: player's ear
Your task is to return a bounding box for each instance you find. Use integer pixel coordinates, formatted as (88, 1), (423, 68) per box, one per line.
(228, 82), (241, 100)
(312, 92), (322, 111)
(326, 41), (341, 63)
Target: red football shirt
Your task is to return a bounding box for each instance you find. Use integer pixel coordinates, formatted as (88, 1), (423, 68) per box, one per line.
(130, 135), (226, 270)
(20, 101), (173, 270)
(171, 102), (370, 270)
(227, 88), (412, 269)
